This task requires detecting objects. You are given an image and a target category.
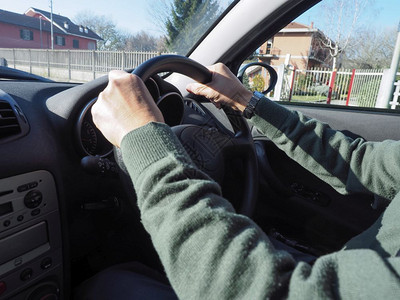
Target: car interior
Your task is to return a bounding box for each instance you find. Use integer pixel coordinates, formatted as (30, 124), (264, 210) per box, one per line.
(0, 0), (398, 298)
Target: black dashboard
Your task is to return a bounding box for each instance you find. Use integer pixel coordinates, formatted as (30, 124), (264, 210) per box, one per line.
(0, 73), (218, 299)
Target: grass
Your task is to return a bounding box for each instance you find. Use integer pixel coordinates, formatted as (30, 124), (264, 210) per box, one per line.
(290, 95), (327, 102)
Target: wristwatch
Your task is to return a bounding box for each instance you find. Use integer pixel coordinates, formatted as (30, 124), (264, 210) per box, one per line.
(243, 91), (264, 119)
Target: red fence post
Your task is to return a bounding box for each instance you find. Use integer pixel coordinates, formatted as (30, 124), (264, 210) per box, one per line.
(327, 69), (337, 104)
(288, 67), (296, 102)
(345, 69), (356, 106)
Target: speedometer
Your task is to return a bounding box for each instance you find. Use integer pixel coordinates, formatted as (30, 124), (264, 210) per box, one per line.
(76, 99), (113, 157)
(81, 121), (98, 155)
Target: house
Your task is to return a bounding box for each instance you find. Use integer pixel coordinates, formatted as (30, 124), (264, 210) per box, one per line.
(0, 8), (102, 50)
(257, 22), (333, 70)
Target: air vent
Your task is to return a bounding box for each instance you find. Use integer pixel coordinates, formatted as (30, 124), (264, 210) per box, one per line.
(0, 100), (21, 139)
(184, 100), (206, 117)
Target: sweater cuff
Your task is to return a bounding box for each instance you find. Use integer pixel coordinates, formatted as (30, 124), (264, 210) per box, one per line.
(249, 97), (292, 138)
(120, 122), (191, 182)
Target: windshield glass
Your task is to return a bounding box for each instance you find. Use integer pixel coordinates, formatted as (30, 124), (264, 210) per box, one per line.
(0, 0), (235, 82)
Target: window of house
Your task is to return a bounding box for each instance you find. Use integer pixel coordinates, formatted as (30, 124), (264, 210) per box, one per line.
(20, 29), (33, 41)
(266, 39), (273, 54)
(73, 40), (79, 49)
(87, 42), (95, 50)
(55, 36), (65, 46)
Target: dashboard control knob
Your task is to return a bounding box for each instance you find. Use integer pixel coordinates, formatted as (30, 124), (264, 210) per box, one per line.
(24, 190), (43, 209)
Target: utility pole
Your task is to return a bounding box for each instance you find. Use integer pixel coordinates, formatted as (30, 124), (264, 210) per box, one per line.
(50, 0), (54, 50)
(39, 16), (43, 49)
(375, 21), (400, 108)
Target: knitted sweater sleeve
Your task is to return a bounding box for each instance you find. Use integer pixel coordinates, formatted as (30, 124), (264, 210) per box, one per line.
(120, 122), (400, 299)
(250, 98), (400, 200)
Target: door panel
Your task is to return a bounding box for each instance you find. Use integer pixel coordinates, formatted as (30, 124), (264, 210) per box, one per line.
(252, 103), (398, 254)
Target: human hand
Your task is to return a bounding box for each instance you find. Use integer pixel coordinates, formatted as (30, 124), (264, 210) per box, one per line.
(186, 63), (252, 112)
(92, 70), (164, 147)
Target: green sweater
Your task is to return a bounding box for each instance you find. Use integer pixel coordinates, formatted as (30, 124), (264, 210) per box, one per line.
(121, 98), (400, 299)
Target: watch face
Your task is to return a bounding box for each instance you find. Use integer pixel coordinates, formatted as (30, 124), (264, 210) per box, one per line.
(253, 91), (264, 99)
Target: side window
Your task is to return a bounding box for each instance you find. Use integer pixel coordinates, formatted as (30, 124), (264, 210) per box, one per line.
(73, 40), (79, 49)
(55, 36), (66, 46)
(20, 29), (33, 41)
(247, 0), (399, 110)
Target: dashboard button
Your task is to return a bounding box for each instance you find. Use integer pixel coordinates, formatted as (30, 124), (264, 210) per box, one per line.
(31, 208), (41, 216)
(28, 182), (38, 189)
(17, 215), (24, 222)
(3, 220), (10, 227)
(20, 268), (33, 281)
(17, 184), (29, 192)
(41, 257), (52, 270)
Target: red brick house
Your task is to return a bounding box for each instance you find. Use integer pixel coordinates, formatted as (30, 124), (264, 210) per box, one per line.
(0, 8), (102, 50)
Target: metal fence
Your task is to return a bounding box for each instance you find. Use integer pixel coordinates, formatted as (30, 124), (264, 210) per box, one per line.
(285, 68), (386, 107)
(0, 48), (171, 81)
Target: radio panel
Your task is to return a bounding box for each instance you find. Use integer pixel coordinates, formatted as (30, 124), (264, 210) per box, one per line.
(0, 171), (58, 233)
(0, 170), (62, 299)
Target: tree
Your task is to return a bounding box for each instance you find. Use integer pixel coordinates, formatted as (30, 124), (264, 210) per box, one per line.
(342, 26), (396, 69)
(317, 0), (375, 70)
(74, 12), (125, 51)
(124, 31), (165, 52)
(164, 0), (221, 54)
(251, 74), (265, 92)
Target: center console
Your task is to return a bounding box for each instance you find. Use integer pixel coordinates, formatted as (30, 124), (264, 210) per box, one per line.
(0, 170), (63, 299)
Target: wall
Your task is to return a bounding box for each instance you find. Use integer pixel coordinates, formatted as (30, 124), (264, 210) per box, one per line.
(271, 33), (312, 69)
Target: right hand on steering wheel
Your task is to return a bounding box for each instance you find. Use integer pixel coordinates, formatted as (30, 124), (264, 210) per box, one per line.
(186, 63), (253, 112)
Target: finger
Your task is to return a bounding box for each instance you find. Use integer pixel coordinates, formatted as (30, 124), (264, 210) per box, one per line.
(186, 82), (210, 96)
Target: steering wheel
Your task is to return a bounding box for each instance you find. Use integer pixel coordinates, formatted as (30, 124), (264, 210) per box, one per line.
(116, 55), (258, 217)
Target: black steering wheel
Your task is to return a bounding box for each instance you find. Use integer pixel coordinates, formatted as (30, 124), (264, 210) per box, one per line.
(117, 55), (258, 217)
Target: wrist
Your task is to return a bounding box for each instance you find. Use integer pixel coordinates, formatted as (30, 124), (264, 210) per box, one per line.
(234, 90), (253, 112)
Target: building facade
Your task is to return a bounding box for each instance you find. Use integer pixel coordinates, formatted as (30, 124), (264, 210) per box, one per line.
(0, 8), (101, 50)
(257, 22), (332, 70)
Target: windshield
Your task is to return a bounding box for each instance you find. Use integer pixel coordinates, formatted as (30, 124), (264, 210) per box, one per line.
(0, 0), (235, 82)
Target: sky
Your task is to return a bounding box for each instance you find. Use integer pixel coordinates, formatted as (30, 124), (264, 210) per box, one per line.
(0, 0), (398, 36)
(296, 0), (399, 32)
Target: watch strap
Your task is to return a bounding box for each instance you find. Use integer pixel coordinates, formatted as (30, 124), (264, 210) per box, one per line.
(243, 91), (263, 119)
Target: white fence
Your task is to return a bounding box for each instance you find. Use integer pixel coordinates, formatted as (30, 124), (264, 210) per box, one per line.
(275, 67), (400, 108)
(0, 48), (171, 82)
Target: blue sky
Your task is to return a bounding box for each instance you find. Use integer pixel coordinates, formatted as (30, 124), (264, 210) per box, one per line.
(1, 0), (398, 36)
(296, 0), (399, 32)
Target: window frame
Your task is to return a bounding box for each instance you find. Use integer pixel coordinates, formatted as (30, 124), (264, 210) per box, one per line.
(73, 39), (79, 49)
(55, 36), (66, 46)
(20, 29), (33, 41)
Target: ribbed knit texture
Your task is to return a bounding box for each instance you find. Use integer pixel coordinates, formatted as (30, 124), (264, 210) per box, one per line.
(120, 99), (400, 299)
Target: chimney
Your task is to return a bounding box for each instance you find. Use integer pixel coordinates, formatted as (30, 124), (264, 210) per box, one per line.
(311, 22), (314, 29)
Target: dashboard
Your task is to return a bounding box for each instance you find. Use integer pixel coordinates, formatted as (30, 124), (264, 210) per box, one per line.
(0, 72), (219, 299)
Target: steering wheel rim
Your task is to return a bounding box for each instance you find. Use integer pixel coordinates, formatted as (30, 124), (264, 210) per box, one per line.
(117, 55), (258, 217)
